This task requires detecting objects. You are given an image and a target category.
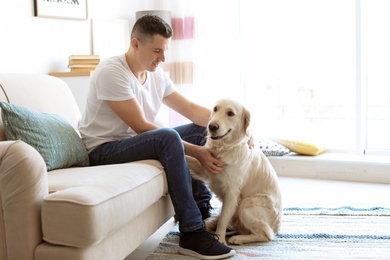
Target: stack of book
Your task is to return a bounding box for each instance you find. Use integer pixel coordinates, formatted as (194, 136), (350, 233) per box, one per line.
(68, 55), (100, 72)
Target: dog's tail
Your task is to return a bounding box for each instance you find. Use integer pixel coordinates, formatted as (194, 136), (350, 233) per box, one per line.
(253, 219), (276, 241)
(237, 212), (276, 242)
(264, 221), (277, 241)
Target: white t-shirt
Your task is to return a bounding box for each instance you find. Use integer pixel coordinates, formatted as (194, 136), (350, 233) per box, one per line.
(79, 53), (176, 152)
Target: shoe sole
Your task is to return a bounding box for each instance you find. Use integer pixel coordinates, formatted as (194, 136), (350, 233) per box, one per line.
(178, 247), (236, 260)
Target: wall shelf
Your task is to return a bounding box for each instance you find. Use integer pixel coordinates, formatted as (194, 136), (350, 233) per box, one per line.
(49, 71), (93, 77)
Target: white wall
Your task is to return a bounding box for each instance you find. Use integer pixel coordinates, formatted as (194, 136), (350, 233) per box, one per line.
(0, 0), (163, 75)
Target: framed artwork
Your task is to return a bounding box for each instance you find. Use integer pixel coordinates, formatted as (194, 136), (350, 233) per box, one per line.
(34, 0), (87, 20)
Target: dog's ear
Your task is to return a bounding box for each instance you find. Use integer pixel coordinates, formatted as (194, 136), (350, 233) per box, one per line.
(242, 107), (251, 135)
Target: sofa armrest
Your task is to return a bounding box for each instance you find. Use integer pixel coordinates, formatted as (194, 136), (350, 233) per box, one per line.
(0, 141), (48, 260)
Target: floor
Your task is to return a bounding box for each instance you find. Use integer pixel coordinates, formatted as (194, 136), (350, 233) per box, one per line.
(125, 177), (390, 259)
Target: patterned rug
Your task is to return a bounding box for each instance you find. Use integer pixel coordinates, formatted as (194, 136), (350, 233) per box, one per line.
(146, 207), (390, 259)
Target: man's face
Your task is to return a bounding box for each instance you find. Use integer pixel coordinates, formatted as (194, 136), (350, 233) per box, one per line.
(138, 34), (171, 72)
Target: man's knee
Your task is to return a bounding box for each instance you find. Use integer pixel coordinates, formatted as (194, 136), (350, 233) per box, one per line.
(157, 128), (182, 142)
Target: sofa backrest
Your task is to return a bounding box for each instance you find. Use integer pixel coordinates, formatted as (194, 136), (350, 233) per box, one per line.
(0, 74), (82, 141)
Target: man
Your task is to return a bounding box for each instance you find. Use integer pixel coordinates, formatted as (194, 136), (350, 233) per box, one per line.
(79, 14), (235, 259)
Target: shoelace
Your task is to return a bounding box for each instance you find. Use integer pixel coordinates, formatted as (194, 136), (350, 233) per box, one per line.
(203, 229), (221, 242)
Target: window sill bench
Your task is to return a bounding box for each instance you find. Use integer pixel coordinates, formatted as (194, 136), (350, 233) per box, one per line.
(268, 153), (390, 184)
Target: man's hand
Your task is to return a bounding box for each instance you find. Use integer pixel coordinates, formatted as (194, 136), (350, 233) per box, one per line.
(248, 134), (254, 149)
(193, 146), (224, 174)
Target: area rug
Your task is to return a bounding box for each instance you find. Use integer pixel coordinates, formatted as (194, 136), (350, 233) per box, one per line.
(146, 206), (390, 259)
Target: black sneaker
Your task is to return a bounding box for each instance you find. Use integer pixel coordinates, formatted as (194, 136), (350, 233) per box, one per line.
(179, 228), (236, 259)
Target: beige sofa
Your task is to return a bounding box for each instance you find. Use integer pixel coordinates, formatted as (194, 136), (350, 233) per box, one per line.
(0, 74), (174, 260)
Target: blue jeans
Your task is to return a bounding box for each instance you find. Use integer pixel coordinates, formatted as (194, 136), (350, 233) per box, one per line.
(88, 123), (211, 232)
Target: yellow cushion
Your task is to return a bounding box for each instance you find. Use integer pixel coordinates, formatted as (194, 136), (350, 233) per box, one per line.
(271, 138), (326, 156)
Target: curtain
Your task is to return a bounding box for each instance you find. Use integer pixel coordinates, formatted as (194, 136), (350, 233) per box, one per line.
(132, 0), (198, 127)
(132, 0), (243, 127)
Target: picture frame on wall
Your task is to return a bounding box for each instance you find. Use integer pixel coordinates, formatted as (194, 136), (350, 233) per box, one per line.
(34, 0), (87, 20)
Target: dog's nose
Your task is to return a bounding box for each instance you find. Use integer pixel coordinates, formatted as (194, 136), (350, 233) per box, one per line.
(209, 123), (219, 132)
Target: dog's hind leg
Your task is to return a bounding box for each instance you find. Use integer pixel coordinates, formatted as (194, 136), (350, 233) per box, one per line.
(228, 197), (276, 245)
(227, 218), (274, 245)
(227, 210), (274, 244)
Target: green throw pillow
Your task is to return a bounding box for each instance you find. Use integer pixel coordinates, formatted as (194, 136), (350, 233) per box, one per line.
(0, 102), (89, 171)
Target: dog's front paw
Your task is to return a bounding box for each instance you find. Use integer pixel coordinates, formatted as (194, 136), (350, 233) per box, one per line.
(227, 235), (245, 245)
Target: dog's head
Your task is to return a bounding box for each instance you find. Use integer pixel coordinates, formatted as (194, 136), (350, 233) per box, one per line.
(207, 98), (251, 145)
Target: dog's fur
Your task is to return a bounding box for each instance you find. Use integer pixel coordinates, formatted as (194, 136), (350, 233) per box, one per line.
(186, 98), (282, 245)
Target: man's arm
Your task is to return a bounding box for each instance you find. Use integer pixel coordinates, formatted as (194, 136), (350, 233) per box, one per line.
(106, 99), (160, 134)
(163, 91), (210, 127)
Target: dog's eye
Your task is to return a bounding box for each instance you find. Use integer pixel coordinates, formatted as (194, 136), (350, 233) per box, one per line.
(227, 111), (235, 117)
(213, 107), (218, 112)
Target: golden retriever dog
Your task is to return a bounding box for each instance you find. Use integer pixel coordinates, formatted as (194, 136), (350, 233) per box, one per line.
(186, 98), (282, 245)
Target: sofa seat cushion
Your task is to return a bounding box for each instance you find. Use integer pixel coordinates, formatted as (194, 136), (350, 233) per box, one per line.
(42, 160), (168, 248)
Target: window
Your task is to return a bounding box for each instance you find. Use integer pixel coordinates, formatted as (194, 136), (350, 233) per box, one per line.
(364, 0), (390, 154)
(240, 0), (356, 152)
(191, 0), (389, 155)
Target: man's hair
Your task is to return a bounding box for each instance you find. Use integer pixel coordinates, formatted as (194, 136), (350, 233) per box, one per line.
(131, 14), (173, 44)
